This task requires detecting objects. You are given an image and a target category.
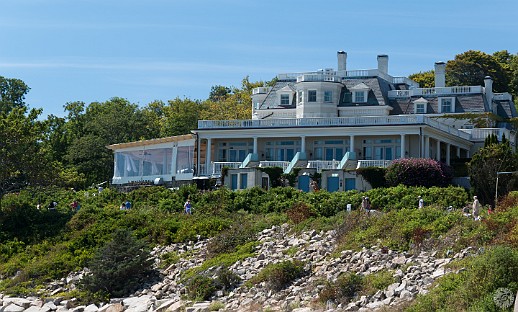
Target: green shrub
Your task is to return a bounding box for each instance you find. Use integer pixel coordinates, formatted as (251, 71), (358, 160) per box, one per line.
(248, 260), (306, 291)
(356, 167), (387, 188)
(206, 221), (256, 258)
(362, 269), (395, 296)
(408, 245), (518, 311)
(81, 229), (155, 298)
(214, 266), (241, 291)
(318, 272), (364, 304)
(185, 275), (216, 301)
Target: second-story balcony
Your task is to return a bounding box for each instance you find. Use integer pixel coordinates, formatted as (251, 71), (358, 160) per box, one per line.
(198, 115), (472, 141)
(388, 86), (483, 98)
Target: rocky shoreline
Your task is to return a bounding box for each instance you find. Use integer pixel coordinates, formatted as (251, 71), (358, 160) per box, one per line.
(1, 224), (476, 312)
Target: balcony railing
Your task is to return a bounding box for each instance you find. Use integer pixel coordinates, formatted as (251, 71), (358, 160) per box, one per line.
(198, 162), (241, 176)
(388, 86), (483, 98)
(307, 160), (340, 172)
(258, 161), (290, 171)
(460, 128), (514, 144)
(198, 115), (472, 140)
(357, 160), (392, 169)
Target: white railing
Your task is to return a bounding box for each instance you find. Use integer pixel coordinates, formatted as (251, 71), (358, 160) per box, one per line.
(393, 77), (420, 88)
(199, 115), (421, 129)
(198, 115), (472, 141)
(459, 128), (513, 142)
(357, 160), (392, 169)
(307, 160), (340, 172)
(388, 86), (483, 98)
(212, 162), (241, 175)
(297, 73), (340, 83)
(259, 161), (290, 171)
(252, 87), (272, 95)
(197, 162), (241, 176)
(277, 73), (303, 80)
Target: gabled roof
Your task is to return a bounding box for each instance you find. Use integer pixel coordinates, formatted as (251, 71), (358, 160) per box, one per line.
(278, 85), (295, 93)
(349, 82), (370, 90)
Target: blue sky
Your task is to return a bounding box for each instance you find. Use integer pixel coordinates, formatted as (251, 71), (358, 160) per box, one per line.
(2, 0), (518, 118)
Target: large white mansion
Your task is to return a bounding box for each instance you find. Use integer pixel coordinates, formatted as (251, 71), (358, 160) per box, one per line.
(108, 51), (516, 192)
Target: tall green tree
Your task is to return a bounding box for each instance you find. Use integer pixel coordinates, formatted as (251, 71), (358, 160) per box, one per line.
(446, 50), (509, 92)
(408, 70), (435, 88)
(0, 76), (30, 114)
(0, 107), (57, 207)
(161, 97), (201, 136)
(65, 97), (157, 185)
(468, 138), (518, 207)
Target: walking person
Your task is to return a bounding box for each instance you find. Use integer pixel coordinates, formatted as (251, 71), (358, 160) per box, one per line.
(184, 199), (192, 215)
(472, 196), (481, 221)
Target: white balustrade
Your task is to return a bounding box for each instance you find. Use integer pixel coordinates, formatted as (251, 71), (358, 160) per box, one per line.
(211, 162), (241, 175)
(259, 161), (290, 171)
(357, 160), (392, 169)
(307, 160), (340, 172)
(388, 86), (483, 98)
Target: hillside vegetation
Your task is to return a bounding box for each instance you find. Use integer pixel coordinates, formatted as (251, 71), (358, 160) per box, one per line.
(0, 185), (517, 311)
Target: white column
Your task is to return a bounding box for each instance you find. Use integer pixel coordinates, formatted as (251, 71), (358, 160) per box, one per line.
(400, 134), (406, 158)
(424, 136), (430, 158)
(300, 135), (306, 154)
(350, 135), (355, 154)
(206, 138), (212, 174)
(446, 143), (451, 165)
(196, 138), (201, 175)
(456, 146), (461, 158)
(253, 137), (258, 154)
(436, 139), (441, 161)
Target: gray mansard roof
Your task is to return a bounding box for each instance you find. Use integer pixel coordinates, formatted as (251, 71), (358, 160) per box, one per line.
(255, 76), (516, 119)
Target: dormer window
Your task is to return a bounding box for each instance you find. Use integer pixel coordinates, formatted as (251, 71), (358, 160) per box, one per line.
(350, 82), (370, 103)
(280, 94), (290, 105)
(278, 85), (295, 106)
(354, 91), (365, 103)
(413, 97), (428, 114)
(439, 97), (455, 113)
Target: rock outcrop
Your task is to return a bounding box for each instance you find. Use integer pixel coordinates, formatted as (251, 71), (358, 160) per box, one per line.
(1, 224), (476, 312)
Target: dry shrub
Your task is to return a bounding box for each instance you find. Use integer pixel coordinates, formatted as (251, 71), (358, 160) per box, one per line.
(286, 202), (315, 224)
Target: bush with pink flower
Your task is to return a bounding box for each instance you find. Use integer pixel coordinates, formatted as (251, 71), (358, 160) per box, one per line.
(385, 158), (453, 187)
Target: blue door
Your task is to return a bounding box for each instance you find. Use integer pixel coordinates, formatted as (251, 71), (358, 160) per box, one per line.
(298, 175), (310, 192)
(327, 176), (339, 192)
(345, 178), (356, 191)
(231, 174), (238, 190)
(240, 173), (248, 189)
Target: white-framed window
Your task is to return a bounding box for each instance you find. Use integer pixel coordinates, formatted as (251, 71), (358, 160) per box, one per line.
(297, 91), (303, 105)
(353, 91), (366, 103)
(439, 97), (455, 113)
(308, 90), (317, 102)
(416, 103), (426, 114)
(324, 90), (333, 103)
(280, 94), (290, 105)
(413, 97), (428, 114)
